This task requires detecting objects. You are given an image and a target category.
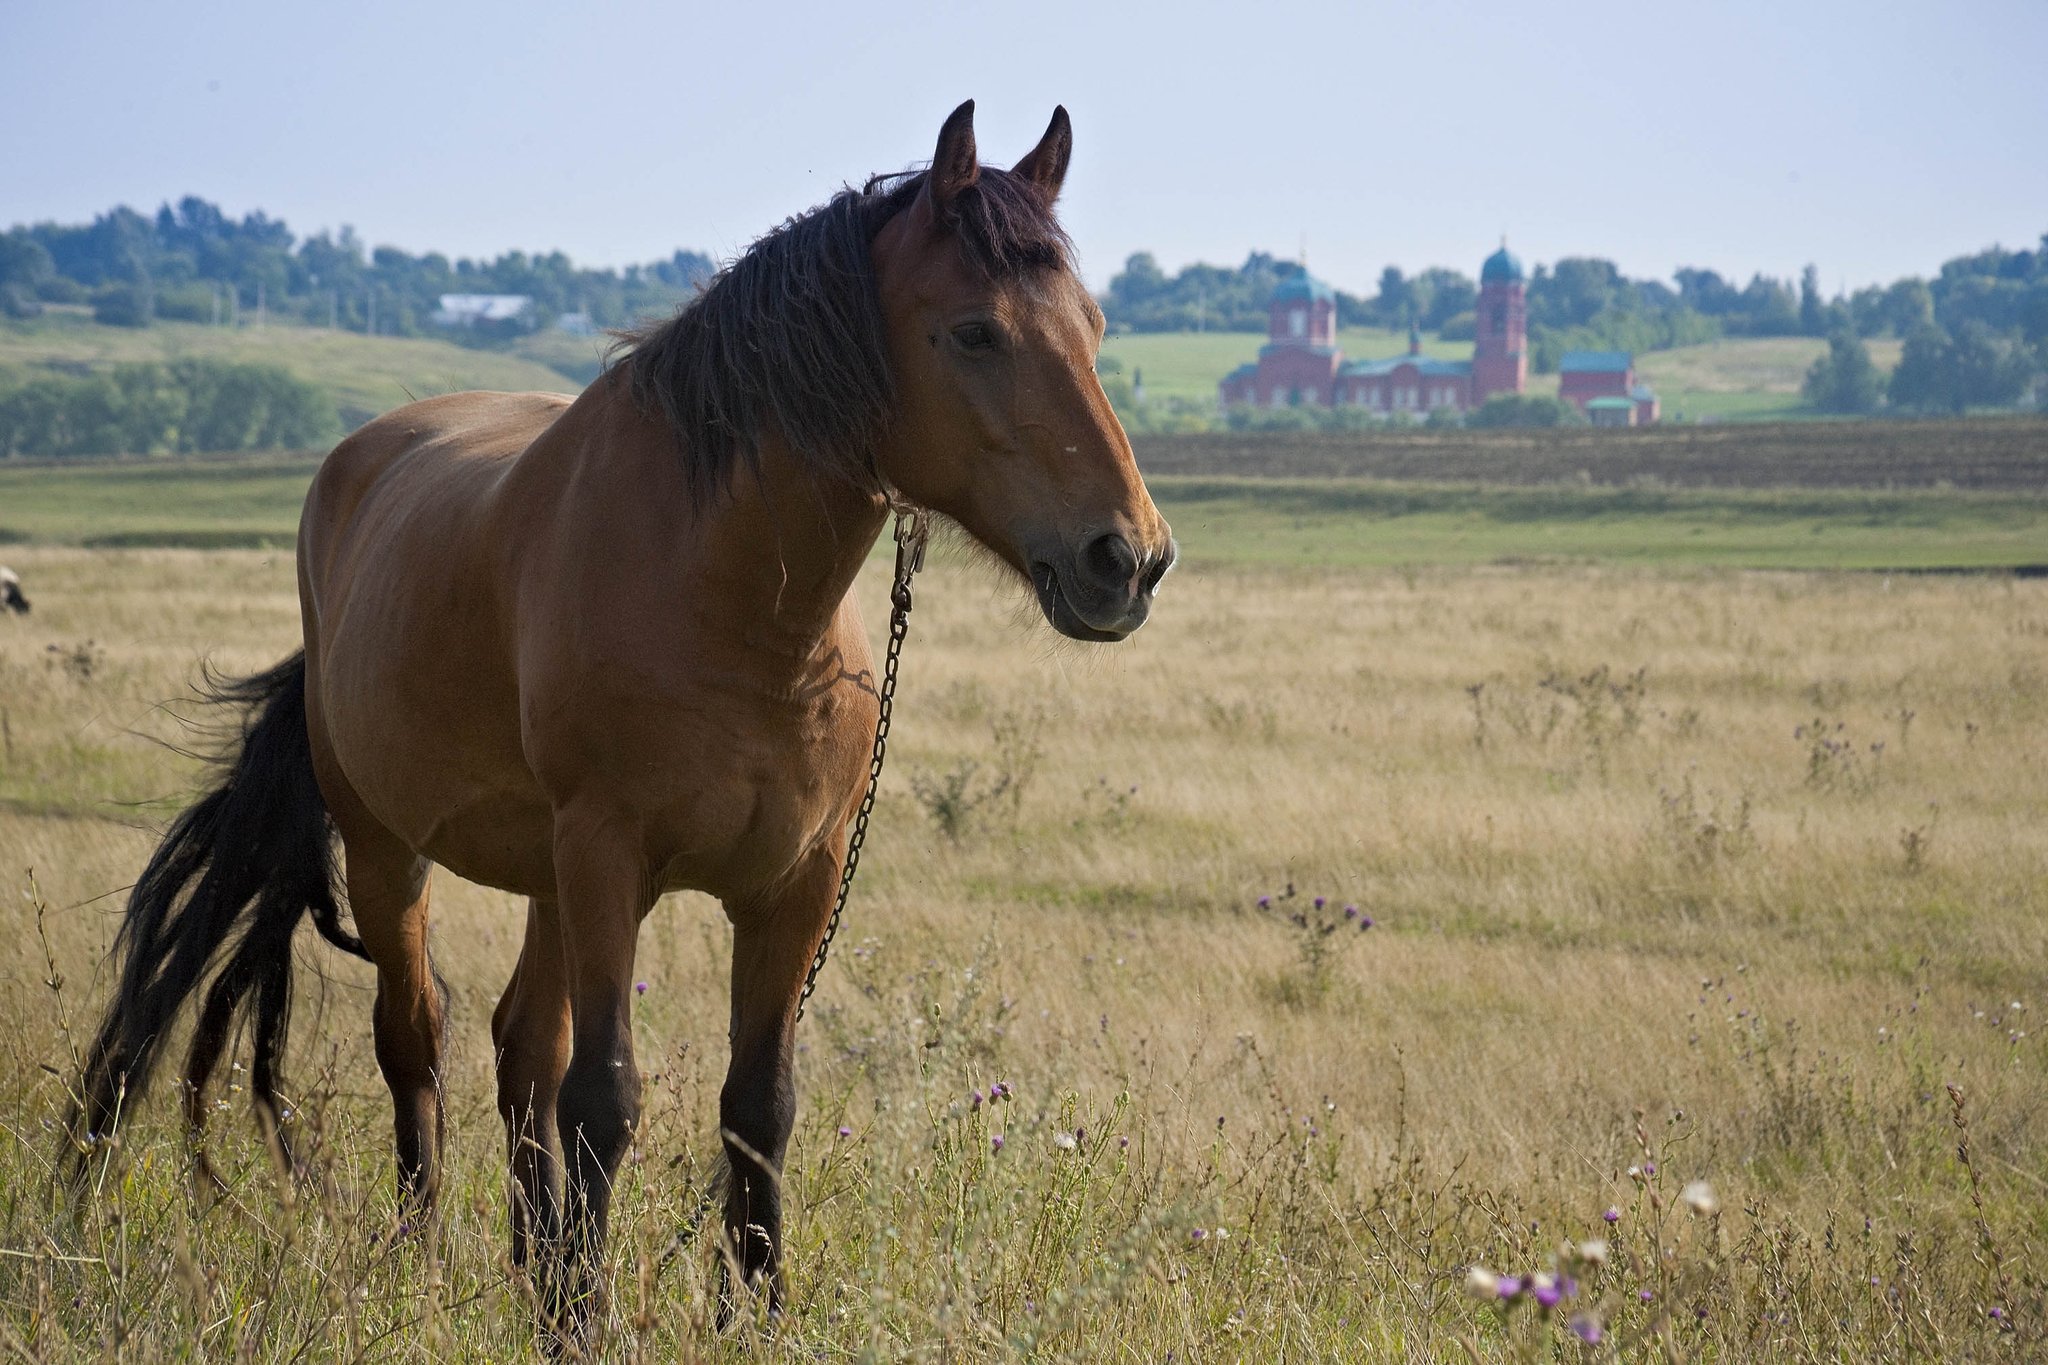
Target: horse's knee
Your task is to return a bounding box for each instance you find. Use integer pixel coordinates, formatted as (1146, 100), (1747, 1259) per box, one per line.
(558, 1050), (640, 1172)
(720, 1054), (796, 1166)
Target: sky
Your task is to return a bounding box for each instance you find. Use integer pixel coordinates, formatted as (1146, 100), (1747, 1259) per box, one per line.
(4, 0), (2044, 298)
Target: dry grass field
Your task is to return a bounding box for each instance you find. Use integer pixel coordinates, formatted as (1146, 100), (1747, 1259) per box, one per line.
(0, 540), (2043, 1361)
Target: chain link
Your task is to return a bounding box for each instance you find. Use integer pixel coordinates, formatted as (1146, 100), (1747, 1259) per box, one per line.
(796, 506), (927, 1020)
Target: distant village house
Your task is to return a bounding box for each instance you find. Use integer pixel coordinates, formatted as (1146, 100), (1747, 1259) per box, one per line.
(1558, 350), (1660, 425)
(430, 294), (535, 328)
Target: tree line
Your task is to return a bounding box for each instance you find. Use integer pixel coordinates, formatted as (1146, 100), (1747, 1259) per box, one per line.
(1104, 237), (2048, 405)
(0, 359), (337, 458)
(0, 196), (715, 340)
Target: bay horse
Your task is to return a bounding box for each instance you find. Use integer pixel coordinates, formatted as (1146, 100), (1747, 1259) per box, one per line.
(69, 101), (1174, 1336)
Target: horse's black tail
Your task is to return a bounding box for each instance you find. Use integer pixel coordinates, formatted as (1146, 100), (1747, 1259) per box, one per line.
(67, 651), (368, 1183)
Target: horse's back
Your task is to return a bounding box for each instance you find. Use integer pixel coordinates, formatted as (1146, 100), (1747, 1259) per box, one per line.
(303, 391), (571, 563)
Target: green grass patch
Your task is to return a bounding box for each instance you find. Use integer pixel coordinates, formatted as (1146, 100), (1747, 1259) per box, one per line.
(0, 456), (320, 545)
(1155, 475), (2048, 571)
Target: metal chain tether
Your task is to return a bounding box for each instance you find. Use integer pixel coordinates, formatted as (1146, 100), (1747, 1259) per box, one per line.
(796, 504), (927, 1020)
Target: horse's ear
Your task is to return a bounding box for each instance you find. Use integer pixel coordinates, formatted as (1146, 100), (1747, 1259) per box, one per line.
(1011, 106), (1072, 203)
(923, 100), (979, 217)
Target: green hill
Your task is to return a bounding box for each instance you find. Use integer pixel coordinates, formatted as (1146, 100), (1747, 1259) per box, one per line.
(0, 311), (583, 428)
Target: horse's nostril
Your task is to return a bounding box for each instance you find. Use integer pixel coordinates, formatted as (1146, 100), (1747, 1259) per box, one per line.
(1143, 537), (1178, 592)
(1080, 532), (1137, 590)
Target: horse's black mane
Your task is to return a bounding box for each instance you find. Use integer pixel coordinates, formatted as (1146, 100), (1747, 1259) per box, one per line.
(616, 165), (1071, 501)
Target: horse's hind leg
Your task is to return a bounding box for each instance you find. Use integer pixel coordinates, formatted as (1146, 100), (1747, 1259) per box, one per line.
(339, 821), (447, 1217)
(492, 897), (571, 1268)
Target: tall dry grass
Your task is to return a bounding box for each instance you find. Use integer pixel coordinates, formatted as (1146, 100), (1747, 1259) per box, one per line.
(0, 543), (2042, 1360)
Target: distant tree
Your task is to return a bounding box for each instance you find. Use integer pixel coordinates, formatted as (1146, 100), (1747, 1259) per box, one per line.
(1530, 258), (1623, 329)
(1802, 330), (1883, 413)
(1884, 321), (2035, 414)
(1414, 267), (1476, 330)
(1947, 320), (2037, 409)
(1675, 267), (1742, 316)
(1880, 279), (1935, 335)
(1109, 252), (1169, 311)
(0, 230), (54, 316)
(1886, 324), (1954, 412)
(1798, 264), (1825, 336)
(92, 282), (154, 327)
(1739, 274), (1801, 335)
(1372, 266), (1412, 327)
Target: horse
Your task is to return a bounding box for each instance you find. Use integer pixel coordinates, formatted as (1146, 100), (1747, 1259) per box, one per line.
(69, 100), (1175, 1339)
(1, 566), (27, 614)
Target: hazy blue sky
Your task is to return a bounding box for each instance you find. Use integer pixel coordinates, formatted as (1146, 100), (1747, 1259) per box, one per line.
(5, 0), (2043, 297)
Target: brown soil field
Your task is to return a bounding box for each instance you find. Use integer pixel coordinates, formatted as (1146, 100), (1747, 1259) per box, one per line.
(1133, 416), (2048, 491)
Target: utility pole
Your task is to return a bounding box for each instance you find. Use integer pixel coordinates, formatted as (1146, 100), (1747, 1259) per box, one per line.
(256, 280), (265, 331)
(211, 282), (221, 327)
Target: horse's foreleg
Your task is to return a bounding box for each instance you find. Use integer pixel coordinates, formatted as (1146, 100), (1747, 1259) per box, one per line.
(492, 897), (571, 1270)
(718, 845), (839, 1320)
(550, 810), (651, 1340)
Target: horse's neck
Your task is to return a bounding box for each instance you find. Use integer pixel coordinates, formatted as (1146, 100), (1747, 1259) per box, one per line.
(702, 432), (891, 656)
(564, 373), (890, 660)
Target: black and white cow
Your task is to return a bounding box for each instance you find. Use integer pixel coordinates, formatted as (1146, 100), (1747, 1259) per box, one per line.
(1, 566), (28, 615)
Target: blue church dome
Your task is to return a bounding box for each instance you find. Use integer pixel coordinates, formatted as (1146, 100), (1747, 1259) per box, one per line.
(1270, 273), (1336, 305)
(1481, 245), (1524, 284)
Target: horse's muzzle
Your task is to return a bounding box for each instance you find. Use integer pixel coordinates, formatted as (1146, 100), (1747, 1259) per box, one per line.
(1032, 534), (1176, 642)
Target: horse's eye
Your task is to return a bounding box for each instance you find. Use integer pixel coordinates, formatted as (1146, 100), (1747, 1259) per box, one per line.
(952, 322), (996, 352)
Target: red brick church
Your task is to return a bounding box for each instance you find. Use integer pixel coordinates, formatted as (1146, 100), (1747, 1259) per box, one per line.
(1219, 245), (1656, 422)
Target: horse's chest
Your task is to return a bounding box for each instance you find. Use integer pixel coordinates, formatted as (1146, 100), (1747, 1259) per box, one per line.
(620, 685), (873, 898)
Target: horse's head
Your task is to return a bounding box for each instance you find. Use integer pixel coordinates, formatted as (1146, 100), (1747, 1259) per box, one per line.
(871, 102), (1174, 642)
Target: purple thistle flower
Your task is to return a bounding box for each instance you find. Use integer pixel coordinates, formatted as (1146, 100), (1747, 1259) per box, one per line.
(1359, 916), (1374, 930)
(1313, 896), (1326, 910)
(1534, 1282), (1564, 1309)
(1344, 904), (1358, 919)
(1117, 1135), (1129, 1151)
(1189, 1228), (1208, 1243)
(990, 1134), (1004, 1152)
(1639, 1290), (1654, 1303)
(634, 981), (648, 995)
(1603, 1206), (1621, 1223)
(1256, 895), (1272, 910)
(1643, 1161), (1656, 1175)
(1990, 1306), (2007, 1322)
(972, 1089), (984, 1108)
(1495, 1276), (1524, 1300)
(836, 1125), (852, 1138)
(1568, 1315), (1603, 1345)
(1075, 1125), (1085, 1143)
